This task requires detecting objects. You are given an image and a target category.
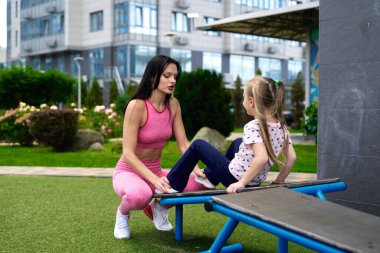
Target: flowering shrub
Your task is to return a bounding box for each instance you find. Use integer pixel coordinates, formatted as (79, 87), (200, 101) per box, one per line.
(71, 103), (123, 141)
(0, 102), (59, 146)
(0, 102), (34, 146)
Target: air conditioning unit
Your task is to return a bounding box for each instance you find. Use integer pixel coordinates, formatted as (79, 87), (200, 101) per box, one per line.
(175, 36), (189, 46)
(267, 46), (278, 54)
(177, 0), (190, 9)
(22, 10), (33, 20)
(46, 5), (57, 13)
(22, 45), (32, 52)
(244, 43), (255, 52)
(46, 39), (57, 48)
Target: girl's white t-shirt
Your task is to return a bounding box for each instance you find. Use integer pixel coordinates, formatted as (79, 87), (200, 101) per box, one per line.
(228, 119), (291, 186)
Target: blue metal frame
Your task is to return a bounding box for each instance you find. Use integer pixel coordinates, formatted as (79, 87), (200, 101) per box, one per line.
(203, 202), (347, 253)
(159, 182), (346, 241)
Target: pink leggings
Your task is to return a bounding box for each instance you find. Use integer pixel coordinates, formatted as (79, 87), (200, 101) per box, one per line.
(113, 158), (206, 215)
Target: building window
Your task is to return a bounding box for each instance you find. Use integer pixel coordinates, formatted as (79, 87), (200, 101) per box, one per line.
(57, 56), (65, 72)
(129, 3), (157, 35)
(114, 46), (128, 79)
(258, 57), (281, 80)
(15, 30), (18, 47)
(52, 13), (64, 34)
(45, 57), (52, 70)
(114, 2), (128, 34)
(171, 12), (190, 32)
(171, 49), (192, 72)
(21, 12), (64, 41)
(230, 55), (255, 83)
(90, 11), (104, 32)
(203, 52), (222, 73)
(288, 60), (303, 83)
(32, 57), (41, 70)
(89, 49), (104, 79)
(132, 46), (156, 77)
(235, 0), (284, 9)
(203, 17), (220, 37)
(15, 1), (18, 17)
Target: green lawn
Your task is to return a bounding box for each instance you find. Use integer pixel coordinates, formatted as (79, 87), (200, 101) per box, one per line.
(0, 176), (314, 252)
(0, 141), (317, 173)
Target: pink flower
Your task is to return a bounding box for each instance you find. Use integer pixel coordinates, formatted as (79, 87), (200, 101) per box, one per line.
(115, 122), (120, 126)
(107, 129), (112, 133)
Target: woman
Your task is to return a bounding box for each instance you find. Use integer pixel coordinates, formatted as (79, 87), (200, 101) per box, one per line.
(112, 55), (207, 239)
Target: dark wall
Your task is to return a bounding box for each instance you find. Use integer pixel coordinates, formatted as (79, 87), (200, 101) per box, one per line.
(318, 0), (380, 216)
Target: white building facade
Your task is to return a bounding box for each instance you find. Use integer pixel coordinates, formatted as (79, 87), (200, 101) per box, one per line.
(6, 0), (306, 98)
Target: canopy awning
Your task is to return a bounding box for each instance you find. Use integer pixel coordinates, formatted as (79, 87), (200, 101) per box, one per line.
(197, 2), (319, 42)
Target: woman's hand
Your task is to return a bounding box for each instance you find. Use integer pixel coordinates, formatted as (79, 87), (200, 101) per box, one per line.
(153, 176), (172, 193)
(226, 182), (245, 193)
(193, 167), (206, 178)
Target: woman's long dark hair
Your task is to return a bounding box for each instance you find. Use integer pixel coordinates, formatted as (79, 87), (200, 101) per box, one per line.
(123, 55), (181, 116)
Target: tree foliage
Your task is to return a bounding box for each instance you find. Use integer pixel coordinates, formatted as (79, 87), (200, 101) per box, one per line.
(0, 66), (74, 108)
(290, 72), (305, 129)
(174, 69), (234, 139)
(109, 79), (119, 105)
(302, 100), (318, 144)
(87, 77), (103, 108)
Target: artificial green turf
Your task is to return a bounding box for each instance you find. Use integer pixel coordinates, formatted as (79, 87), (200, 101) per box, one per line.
(0, 176), (314, 252)
(0, 141), (317, 173)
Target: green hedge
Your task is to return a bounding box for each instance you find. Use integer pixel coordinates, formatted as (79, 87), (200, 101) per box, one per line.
(29, 109), (79, 152)
(0, 66), (75, 109)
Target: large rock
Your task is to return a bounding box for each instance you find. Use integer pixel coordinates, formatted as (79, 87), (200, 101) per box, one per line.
(71, 129), (104, 151)
(191, 127), (226, 150)
(88, 142), (105, 151)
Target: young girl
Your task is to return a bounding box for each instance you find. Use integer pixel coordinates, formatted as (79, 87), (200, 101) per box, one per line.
(112, 55), (207, 240)
(164, 76), (296, 194)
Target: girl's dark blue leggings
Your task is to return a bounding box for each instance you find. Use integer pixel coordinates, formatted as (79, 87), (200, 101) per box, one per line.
(167, 138), (242, 192)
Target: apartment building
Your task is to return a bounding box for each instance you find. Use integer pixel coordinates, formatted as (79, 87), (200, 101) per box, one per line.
(6, 0), (307, 103)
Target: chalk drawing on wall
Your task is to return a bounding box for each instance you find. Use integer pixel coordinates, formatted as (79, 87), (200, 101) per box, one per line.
(310, 39), (319, 103)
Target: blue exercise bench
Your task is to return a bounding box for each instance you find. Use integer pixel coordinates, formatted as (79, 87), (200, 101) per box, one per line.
(203, 187), (380, 253)
(154, 178), (346, 241)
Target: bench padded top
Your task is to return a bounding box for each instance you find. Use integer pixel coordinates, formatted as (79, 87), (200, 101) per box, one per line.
(212, 188), (380, 253)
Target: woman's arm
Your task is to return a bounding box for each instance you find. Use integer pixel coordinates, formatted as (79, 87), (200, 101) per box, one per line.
(122, 100), (170, 192)
(272, 144), (296, 184)
(226, 142), (268, 193)
(171, 98), (204, 177)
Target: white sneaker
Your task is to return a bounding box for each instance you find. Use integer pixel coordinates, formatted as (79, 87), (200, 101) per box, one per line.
(195, 176), (216, 189)
(154, 186), (178, 194)
(152, 201), (173, 231)
(114, 209), (130, 239)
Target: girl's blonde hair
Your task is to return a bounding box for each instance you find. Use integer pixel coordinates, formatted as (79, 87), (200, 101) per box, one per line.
(245, 76), (289, 167)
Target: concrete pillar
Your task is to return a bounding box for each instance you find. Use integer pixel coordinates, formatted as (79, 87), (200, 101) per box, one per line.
(318, 0), (380, 216)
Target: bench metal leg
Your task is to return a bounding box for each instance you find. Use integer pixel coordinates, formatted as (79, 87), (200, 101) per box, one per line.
(205, 218), (241, 253)
(315, 190), (327, 201)
(175, 204), (183, 241)
(278, 237), (288, 253)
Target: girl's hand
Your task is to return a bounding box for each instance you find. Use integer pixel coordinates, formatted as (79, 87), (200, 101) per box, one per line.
(226, 182), (245, 193)
(154, 176), (172, 193)
(193, 168), (206, 178)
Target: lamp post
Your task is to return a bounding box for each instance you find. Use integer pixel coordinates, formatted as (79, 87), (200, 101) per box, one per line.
(73, 57), (84, 108)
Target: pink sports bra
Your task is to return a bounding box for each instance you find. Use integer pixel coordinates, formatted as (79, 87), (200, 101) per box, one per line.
(136, 99), (173, 149)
